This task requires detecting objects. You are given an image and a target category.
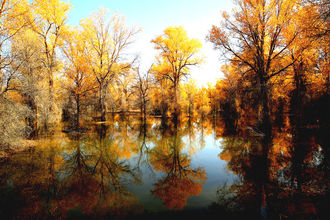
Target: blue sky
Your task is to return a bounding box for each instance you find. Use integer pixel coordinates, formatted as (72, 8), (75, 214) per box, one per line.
(67, 0), (234, 86)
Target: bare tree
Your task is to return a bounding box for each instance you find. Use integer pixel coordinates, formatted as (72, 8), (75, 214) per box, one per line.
(81, 10), (139, 121)
(133, 66), (152, 123)
(0, 0), (29, 97)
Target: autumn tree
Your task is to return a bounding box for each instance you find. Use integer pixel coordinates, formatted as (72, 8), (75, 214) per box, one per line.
(132, 66), (152, 123)
(81, 9), (139, 121)
(214, 64), (246, 133)
(152, 26), (202, 120)
(181, 79), (197, 118)
(208, 0), (324, 211)
(10, 28), (45, 136)
(195, 87), (211, 120)
(206, 83), (219, 116)
(62, 28), (97, 128)
(150, 63), (171, 119)
(207, 0), (307, 138)
(116, 68), (135, 115)
(0, 0), (33, 147)
(0, 0), (29, 97)
(289, 1), (330, 127)
(30, 0), (71, 128)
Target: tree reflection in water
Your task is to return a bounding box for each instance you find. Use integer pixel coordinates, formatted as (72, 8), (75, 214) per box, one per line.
(0, 124), (141, 219)
(150, 121), (207, 210)
(0, 134), (66, 219)
(59, 124), (141, 218)
(213, 117), (330, 219)
(0, 116), (329, 219)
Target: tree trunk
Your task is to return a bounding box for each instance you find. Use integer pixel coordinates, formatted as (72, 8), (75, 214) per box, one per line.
(75, 94), (80, 128)
(173, 81), (179, 122)
(27, 94), (37, 138)
(261, 85), (271, 138)
(99, 84), (106, 121)
(161, 88), (167, 120)
(49, 76), (53, 111)
(126, 92), (129, 113)
(188, 97), (192, 118)
(140, 99), (143, 119)
(46, 69), (54, 130)
(143, 98), (147, 124)
(290, 61), (307, 192)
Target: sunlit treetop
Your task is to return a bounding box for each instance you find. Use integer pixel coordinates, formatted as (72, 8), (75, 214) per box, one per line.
(80, 9), (138, 81)
(152, 26), (202, 78)
(152, 26), (202, 62)
(32, 0), (72, 26)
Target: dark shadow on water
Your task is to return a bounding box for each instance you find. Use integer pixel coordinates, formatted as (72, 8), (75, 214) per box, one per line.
(209, 116), (330, 219)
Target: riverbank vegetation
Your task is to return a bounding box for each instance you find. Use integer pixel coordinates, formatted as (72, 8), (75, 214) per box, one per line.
(0, 0), (329, 152)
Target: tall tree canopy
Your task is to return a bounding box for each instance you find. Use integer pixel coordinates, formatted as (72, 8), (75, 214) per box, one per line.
(207, 0), (321, 137)
(81, 9), (139, 121)
(152, 26), (202, 119)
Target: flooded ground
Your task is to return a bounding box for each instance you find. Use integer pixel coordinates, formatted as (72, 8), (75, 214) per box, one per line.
(0, 116), (329, 219)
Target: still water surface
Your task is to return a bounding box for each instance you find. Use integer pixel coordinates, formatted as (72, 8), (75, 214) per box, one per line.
(0, 116), (329, 219)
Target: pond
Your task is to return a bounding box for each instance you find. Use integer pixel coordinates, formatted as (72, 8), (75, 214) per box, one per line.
(0, 116), (329, 219)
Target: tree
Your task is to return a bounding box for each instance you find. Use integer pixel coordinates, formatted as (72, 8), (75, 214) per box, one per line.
(195, 87), (211, 119)
(152, 26), (202, 120)
(81, 9), (139, 121)
(0, 0), (33, 147)
(181, 79), (197, 118)
(150, 63), (171, 119)
(30, 0), (71, 128)
(116, 68), (135, 115)
(10, 28), (44, 135)
(0, 0), (29, 97)
(62, 28), (97, 128)
(207, 0), (307, 139)
(207, 1), (321, 215)
(132, 66), (152, 123)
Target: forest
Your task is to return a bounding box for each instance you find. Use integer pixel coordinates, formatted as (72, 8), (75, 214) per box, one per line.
(0, 0), (328, 146)
(0, 0), (329, 219)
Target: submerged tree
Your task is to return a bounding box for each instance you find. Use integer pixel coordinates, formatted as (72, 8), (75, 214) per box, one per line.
(0, 0), (33, 146)
(30, 0), (71, 128)
(132, 66), (152, 123)
(81, 9), (139, 121)
(181, 79), (198, 119)
(0, 0), (29, 95)
(10, 28), (44, 136)
(152, 26), (202, 120)
(116, 68), (135, 115)
(208, 0), (309, 138)
(62, 28), (97, 128)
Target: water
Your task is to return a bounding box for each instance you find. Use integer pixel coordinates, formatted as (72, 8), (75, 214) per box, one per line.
(0, 116), (329, 219)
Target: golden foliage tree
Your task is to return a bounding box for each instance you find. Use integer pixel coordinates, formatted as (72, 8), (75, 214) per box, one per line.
(152, 26), (202, 119)
(62, 28), (97, 128)
(208, 0), (307, 138)
(0, 0), (29, 97)
(0, 0), (32, 147)
(81, 9), (139, 121)
(30, 0), (71, 128)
